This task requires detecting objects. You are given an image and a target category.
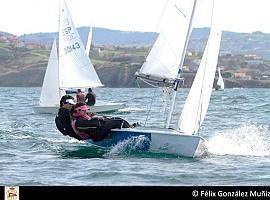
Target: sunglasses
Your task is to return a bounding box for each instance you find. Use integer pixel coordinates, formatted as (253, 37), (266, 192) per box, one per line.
(78, 109), (87, 111)
(64, 102), (73, 105)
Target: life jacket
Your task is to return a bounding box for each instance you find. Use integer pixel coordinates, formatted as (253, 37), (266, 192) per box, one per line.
(71, 120), (91, 140)
(71, 105), (101, 140)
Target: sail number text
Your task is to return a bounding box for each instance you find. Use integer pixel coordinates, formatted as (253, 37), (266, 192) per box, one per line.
(64, 42), (80, 54)
(62, 26), (76, 41)
(62, 27), (72, 35)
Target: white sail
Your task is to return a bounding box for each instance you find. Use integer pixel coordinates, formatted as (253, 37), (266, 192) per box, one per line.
(137, 0), (195, 82)
(58, 0), (103, 89)
(217, 67), (224, 90)
(39, 38), (61, 106)
(82, 0), (209, 158)
(34, 0), (125, 114)
(177, 23), (222, 135)
(85, 26), (92, 56)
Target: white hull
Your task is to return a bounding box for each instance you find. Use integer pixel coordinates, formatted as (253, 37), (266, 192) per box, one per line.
(33, 103), (126, 114)
(89, 127), (206, 158)
(148, 129), (206, 157)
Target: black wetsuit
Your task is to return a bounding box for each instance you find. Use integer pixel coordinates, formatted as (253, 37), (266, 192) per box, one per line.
(75, 116), (130, 142)
(85, 92), (96, 106)
(55, 108), (83, 140)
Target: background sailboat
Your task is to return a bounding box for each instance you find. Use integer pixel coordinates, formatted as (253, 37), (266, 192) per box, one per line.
(85, 26), (93, 56)
(35, 38), (65, 109)
(33, 0), (125, 114)
(215, 67), (225, 90)
(87, 0), (221, 157)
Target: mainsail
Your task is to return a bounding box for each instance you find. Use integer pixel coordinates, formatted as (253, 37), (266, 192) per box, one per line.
(136, 0), (195, 83)
(58, 0), (103, 89)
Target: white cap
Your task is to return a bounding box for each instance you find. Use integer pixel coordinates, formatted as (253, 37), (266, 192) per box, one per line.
(65, 99), (76, 105)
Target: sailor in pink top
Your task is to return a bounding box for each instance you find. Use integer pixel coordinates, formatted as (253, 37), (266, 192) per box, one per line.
(71, 102), (131, 142)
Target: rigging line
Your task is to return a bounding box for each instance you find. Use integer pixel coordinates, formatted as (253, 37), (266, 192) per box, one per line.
(137, 77), (175, 89)
(174, 4), (186, 18)
(196, 0), (215, 135)
(163, 85), (172, 127)
(181, 77), (185, 88)
(162, 86), (167, 120)
(135, 78), (141, 88)
(137, 77), (161, 88)
(144, 87), (158, 127)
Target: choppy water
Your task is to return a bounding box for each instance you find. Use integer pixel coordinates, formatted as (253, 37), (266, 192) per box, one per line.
(1, 87), (270, 186)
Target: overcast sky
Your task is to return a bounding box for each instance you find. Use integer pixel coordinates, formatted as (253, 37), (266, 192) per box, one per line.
(1, 0), (270, 36)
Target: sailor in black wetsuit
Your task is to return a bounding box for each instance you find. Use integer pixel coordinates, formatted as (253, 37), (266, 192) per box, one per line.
(55, 95), (83, 140)
(85, 88), (96, 106)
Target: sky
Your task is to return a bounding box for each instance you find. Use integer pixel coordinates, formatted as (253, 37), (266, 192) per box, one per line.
(1, 0), (270, 36)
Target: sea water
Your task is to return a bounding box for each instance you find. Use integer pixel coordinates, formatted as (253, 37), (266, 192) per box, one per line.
(1, 87), (270, 186)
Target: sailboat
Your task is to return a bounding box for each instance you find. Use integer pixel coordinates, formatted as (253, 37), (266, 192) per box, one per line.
(85, 26), (93, 57)
(87, 0), (222, 157)
(33, 0), (125, 114)
(33, 38), (65, 113)
(215, 67), (225, 90)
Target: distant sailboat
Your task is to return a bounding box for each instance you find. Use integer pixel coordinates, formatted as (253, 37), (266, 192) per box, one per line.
(85, 26), (93, 56)
(87, 0), (222, 157)
(215, 67), (225, 90)
(37, 38), (65, 109)
(33, 0), (125, 114)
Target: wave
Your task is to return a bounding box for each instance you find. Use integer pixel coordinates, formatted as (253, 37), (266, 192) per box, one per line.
(206, 123), (270, 156)
(116, 107), (146, 113)
(106, 135), (150, 156)
(45, 138), (85, 144)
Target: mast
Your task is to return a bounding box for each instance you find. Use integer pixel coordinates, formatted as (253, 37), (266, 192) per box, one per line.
(165, 0), (198, 128)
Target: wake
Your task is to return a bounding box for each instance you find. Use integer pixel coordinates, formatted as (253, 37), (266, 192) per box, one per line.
(206, 123), (270, 156)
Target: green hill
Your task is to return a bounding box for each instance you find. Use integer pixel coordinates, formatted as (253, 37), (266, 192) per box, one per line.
(1, 36), (270, 88)
(17, 27), (270, 61)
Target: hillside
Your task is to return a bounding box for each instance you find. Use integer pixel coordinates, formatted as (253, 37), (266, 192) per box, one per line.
(18, 27), (270, 60)
(0, 40), (48, 86)
(1, 28), (270, 88)
(19, 27), (158, 47)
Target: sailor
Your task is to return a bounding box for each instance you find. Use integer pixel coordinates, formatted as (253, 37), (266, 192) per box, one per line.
(55, 95), (84, 140)
(76, 89), (86, 103)
(85, 88), (96, 106)
(70, 102), (131, 142)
